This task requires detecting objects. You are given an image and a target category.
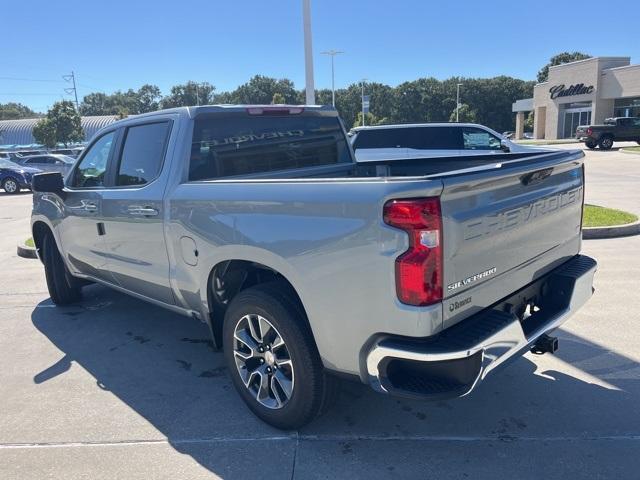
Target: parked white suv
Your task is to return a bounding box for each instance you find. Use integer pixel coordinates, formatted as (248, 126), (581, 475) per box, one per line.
(349, 123), (535, 161)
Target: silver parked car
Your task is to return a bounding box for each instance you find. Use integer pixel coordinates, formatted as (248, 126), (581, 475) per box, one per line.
(15, 154), (75, 177)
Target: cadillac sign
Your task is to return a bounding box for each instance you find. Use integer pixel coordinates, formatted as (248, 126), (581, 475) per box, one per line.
(549, 83), (594, 99)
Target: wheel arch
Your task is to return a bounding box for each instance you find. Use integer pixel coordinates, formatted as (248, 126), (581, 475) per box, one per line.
(204, 258), (313, 351)
(32, 220), (54, 264)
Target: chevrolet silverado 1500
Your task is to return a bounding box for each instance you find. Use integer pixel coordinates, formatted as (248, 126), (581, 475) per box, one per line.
(30, 105), (597, 429)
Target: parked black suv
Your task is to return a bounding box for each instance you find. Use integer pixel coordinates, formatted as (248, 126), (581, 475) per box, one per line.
(576, 117), (640, 150)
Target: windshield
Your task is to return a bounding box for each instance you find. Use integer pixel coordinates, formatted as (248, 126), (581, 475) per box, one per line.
(0, 159), (22, 169)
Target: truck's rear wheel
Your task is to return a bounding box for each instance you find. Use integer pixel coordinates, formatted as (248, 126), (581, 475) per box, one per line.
(598, 135), (614, 150)
(585, 138), (597, 149)
(223, 282), (336, 429)
(42, 233), (82, 305)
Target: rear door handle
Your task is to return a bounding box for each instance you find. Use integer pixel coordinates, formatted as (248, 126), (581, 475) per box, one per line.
(127, 206), (159, 217)
(83, 202), (98, 213)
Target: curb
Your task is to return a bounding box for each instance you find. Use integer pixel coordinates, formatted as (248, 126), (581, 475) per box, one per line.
(17, 243), (38, 259)
(620, 148), (640, 155)
(583, 220), (640, 239)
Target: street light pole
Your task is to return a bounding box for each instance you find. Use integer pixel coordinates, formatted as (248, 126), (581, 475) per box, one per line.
(302, 0), (316, 105)
(320, 50), (344, 107)
(456, 82), (462, 122)
(361, 79), (367, 126)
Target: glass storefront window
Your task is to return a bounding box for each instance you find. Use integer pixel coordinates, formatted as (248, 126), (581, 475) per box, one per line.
(614, 97), (640, 118)
(561, 104), (592, 138)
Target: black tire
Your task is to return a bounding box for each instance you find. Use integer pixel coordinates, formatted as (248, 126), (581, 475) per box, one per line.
(2, 177), (20, 194)
(585, 138), (597, 149)
(42, 233), (82, 305)
(223, 282), (336, 429)
(598, 135), (614, 150)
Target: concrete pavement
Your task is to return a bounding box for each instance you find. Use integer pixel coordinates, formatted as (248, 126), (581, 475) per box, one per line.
(0, 145), (639, 479)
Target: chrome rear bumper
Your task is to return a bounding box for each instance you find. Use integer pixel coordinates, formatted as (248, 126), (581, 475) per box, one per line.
(365, 255), (597, 399)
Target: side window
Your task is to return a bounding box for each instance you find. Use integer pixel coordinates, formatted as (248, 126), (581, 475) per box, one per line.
(462, 128), (502, 150)
(406, 127), (462, 150)
(72, 131), (115, 188)
(352, 129), (402, 150)
(633, 118), (640, 127)
(116, 122), (170, 186)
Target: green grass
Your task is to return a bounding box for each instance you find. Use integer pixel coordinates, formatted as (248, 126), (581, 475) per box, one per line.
(24, 238), (35, 248)
(620, 146), (640, 154)
(583, 205), (638, 228)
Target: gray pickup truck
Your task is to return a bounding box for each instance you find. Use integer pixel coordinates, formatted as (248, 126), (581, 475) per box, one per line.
(30, 105), (597, 429)
(576, 116), (640, 149)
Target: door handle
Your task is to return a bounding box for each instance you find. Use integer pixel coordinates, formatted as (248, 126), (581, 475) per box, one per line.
(127, 206), (159, 217)
(83, 202), (98, 213)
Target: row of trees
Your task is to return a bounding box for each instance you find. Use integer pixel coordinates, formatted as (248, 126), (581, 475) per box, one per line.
(16, 52), (591, 146)
(74, 75), (534, 133)
(0, 102), (38, 120)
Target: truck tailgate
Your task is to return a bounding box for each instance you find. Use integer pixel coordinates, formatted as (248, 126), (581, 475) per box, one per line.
(439, 150), (585, 329)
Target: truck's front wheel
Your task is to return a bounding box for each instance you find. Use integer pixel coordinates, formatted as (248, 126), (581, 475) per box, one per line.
(223, 283), (336, 429)
(42, 233), (82, 305)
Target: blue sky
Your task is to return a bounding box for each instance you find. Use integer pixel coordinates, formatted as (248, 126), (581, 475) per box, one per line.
(3, 0), (639, 112)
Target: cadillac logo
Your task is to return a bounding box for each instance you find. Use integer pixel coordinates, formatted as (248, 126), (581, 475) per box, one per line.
(549, 83), (594, 99)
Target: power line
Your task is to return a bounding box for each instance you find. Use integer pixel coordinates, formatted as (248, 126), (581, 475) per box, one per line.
(0, 76), (63, 83)
(0, 92), (62, 96)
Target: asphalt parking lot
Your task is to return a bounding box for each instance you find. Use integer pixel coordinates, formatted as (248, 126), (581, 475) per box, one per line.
(1, 144), (639, 479)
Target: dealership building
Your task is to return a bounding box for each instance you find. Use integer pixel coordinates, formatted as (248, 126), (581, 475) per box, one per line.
(513, 56), (640, 139)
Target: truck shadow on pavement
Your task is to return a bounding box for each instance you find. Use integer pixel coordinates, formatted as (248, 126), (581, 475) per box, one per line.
(31, 284), (639, 477)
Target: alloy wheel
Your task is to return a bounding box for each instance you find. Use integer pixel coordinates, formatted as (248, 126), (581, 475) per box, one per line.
(4, 179), (17, 193)
(233, 314), (294, 409)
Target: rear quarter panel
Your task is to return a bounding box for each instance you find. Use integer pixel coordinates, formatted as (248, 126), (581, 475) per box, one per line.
(167, 178), (444, 376)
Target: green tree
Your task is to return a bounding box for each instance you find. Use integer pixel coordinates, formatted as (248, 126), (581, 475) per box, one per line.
(271, 92), (286, 104)
(352, 112), (388, 129)
(136, 84), (162, 113)
(0, 102), (38, 120)
(32, 118), (57, 148)
(450, 103), (477, 123)
(229, 75), (298, 104)
(34, 101), (84, 147)
(161, 81), (215, 108)
(524, 111), (534, 131)
(537, 52), (591, 83)
(80, 85), (162, 115)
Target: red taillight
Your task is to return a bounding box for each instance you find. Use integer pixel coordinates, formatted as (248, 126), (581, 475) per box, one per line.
(383, 198), (443, 306)
(586, 127), (592, 136)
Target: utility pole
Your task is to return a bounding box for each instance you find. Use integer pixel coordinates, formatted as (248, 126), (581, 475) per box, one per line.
(302, 0), (315, 104)
(63, 71), (79, 110)
(320, 50), (344, 107)
(456, 82), (462, 122)
(361, 79), (368, 126)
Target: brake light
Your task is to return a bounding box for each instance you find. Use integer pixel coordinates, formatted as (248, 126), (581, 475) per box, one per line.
(383, 198), (443, 306)
(246, 107), (304, 115)
(586, 127), (592, 136)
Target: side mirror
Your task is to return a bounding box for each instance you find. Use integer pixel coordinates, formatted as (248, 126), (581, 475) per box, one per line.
(500, 139), (511, 153)
(32, 172), (64, 194)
